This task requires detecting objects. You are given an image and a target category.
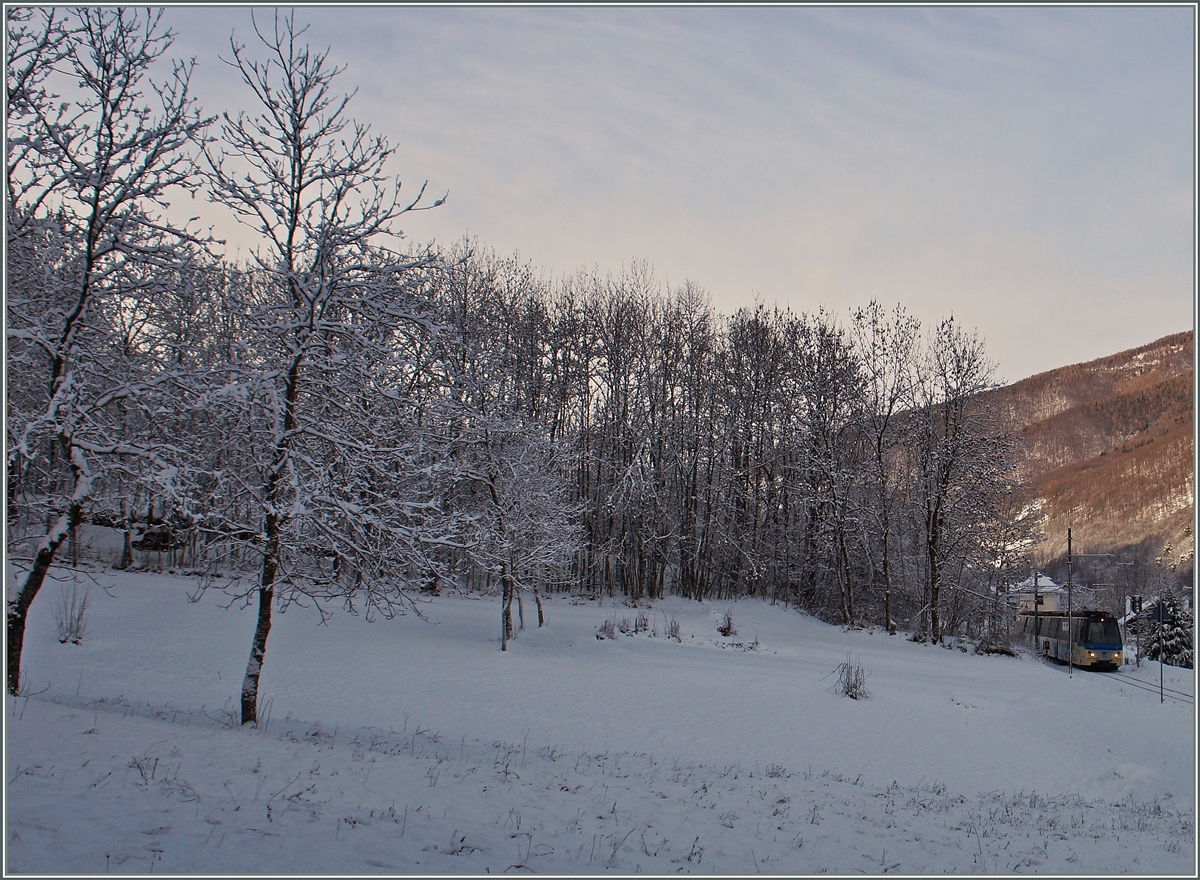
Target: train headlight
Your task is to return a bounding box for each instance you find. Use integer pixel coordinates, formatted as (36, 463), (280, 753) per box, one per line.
(1088, 652), (1096, 658)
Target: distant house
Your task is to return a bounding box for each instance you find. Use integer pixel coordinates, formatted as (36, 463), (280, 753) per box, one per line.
(1010, 575), (1063, 613)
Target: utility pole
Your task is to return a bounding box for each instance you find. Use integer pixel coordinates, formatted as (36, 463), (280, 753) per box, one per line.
(1158, 597), (1164, 703)
(1116, 559), (1135, 668)
(1032, 565), (1041, 655)
(1132, 593), (1143, 668)
(1067, 528), (1073, 676)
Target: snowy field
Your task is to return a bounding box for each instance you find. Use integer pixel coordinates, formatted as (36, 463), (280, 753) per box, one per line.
(4, 565), (1195, 875)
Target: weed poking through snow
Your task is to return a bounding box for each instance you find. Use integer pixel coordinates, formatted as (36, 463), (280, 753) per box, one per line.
(830, 653), (871, 699)
(665, 616), (681, 641)
(54, 585), (90, 645)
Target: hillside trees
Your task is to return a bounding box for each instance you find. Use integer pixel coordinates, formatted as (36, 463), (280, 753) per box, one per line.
(5, 8), (211, 694)
(201, 11), (448, 724)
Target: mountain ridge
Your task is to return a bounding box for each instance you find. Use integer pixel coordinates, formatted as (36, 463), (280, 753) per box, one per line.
(986, 330), (1194, 581)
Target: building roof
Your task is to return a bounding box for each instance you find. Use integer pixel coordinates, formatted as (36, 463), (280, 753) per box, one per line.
(1011, 575), (1062, 593)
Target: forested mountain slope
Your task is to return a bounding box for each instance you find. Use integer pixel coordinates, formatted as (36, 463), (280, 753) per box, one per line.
(986, 331), (1193, 573)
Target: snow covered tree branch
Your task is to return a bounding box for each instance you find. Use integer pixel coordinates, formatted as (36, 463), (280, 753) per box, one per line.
(6, 7), (211, 695)
(201, 9), (447, 725)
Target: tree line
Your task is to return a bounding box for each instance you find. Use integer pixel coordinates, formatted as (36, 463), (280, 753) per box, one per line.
(5, 9), (1037, 721)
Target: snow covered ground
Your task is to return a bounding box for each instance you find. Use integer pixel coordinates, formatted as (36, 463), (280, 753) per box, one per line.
(5, 565), (1195, 874)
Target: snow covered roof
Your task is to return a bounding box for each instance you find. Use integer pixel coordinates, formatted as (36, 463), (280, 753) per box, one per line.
(1011, 575), (1062, 593)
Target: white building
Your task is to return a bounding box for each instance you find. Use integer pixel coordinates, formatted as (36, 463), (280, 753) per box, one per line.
(1010, 574), (1063, 613)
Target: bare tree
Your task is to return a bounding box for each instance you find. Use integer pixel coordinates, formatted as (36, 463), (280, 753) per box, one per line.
(6, 8), (210, 695)
(908, 318), (1017, 642)
(430, 244), (580, 646)
(6, 7), (74, 241)
(660, 282), (719, 601)
(720, 304), (788, 600)
(459, 421), (578, 649)
(850, 301), (920, 633)
(790, 309), (864, 624)
(202, 10), (444, 725)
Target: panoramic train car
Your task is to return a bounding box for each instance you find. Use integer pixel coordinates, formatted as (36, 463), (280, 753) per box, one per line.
(1017, 610), (1123, 671)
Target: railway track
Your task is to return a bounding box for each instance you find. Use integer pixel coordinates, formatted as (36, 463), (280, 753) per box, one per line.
(1110, 670), (1193, 704)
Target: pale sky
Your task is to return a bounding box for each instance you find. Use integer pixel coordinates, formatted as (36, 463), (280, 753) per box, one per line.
(163, 4), (1195, 382)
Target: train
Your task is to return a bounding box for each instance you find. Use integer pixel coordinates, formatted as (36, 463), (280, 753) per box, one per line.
(1017, 609), (1124, 671)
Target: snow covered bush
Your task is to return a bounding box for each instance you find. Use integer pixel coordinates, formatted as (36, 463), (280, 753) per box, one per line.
(974, 636), (1017, 657)
(717, 609), (737, 637)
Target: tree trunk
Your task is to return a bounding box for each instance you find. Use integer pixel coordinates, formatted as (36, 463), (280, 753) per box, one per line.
(8, 546), (57, 694)
(500, 568), (516, 650)
(838, 522), (855, 624)
(7, 441), (93, 695)
(928, 541), (942, 643)
(7, 499), (83, 694)
(240, 516), (280, 726)
(882, 505), (895, 634)
(240, 582), (273, 726)
(242, 499), (282, 724)
(241, 339), (301, 725)
(116, 499), (133, 570)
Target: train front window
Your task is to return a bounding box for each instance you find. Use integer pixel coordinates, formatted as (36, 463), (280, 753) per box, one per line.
(1085, 619), (1120, 644)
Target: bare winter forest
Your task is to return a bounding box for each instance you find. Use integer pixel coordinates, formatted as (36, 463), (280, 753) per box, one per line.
(5, 8), (1190, 733)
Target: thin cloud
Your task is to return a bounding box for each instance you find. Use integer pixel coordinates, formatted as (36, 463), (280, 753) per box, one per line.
(163, 5), (1193, 379)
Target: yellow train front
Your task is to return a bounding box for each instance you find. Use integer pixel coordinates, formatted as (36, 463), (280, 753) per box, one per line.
(1017, 610), (1124, 671)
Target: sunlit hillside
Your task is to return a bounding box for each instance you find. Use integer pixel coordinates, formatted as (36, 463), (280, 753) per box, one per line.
(986, 331), (1193, 576)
